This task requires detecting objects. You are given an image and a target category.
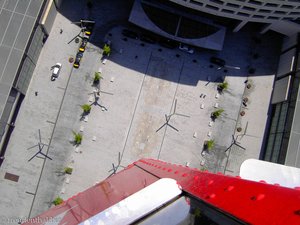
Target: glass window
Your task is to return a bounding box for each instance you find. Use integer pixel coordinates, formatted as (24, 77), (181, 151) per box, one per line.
(281, 5), (293, 9)
(237, 12), (250, 17)
(138, 196), (246, 225)
(221, 9), (234, 14)
(268, 16), (279, 20)
(271, 133), (283, 162)
(227, 3), (240, 8)
(243, 6), (255, 11)
(210, 0), (223, 5)
(259, 9), (271, 13)
(206, 4), (219, 10)
(265, 134), (275, 161)
(252, 15), (265, 18)
(274, 11), (286, 15)
(190, 0), (203, 6)
(249, 0), (262, 5)
(265, 3), (278, 7)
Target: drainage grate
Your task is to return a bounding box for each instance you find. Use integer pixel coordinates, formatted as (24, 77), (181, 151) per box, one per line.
(4, 172), (19, 182)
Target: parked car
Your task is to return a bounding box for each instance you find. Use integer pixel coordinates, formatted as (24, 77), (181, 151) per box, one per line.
(210, 57), (225, 67)
(84, 23), (94, 36)
(79, 37), (88, 52)
(159, 38), (178, 49)
(51, 63), (62, 81)
(73, 52), (83, 68)
(140, 34), (156, 44)
(122, 29), (139, 39)
(179, 43), (194, 54)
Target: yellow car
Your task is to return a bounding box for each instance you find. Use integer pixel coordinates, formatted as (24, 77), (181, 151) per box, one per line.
(73, 52), (83, 68)
(84, 22), (94, 36)
(79, 37), (88, 52)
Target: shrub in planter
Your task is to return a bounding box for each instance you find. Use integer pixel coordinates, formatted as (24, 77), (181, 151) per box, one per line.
(103, 44), (111, 56)
(204, 139), (215, 150)
(64, 167), (73, 174)
(53, 197), (63, 206)
(240, 111), (245, 116)
(217, 82), (228, 92)
(93, 72), (102, 84)
(81, 104), (91, 114)
(73, 131), (82, 145)
(211, 109), (224, 120)
(237, 127), (242, 132)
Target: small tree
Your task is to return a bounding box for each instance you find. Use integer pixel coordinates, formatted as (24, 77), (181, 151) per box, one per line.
(53, 197), (63, 206)
(93, 72), (102, 84)
(73, 131), (82, 145)
(81, 104), (91, 114)
(212, 109), (224, 119)
(64, 167), (73, 174)
(103, 44), (111, 56)
(217, 81), (228, 92)
(206, 139), (215, 150)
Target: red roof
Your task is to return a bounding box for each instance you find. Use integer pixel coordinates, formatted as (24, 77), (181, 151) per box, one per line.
(22, 158), (300, 225)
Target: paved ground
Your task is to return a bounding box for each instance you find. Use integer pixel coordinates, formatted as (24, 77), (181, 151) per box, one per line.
(0, 0), (281, 222)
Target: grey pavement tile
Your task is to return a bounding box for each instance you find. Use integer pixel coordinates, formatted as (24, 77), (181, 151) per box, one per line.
(15, 0), (31, 14)
(14, 16), (35, 51)
(0, 10), (11, 42)
(2, 12), (23, 47)
(3, 0), (18, 11)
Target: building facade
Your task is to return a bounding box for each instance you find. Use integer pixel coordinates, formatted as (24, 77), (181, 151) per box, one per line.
(129, 0), (300, 50)
(0, 0), (61, 161)
(169, 0), (300, 36)
(264, 33), (300, 168)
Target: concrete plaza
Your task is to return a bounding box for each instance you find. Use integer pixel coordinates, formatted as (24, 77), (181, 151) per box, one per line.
(0, 0), (281, 222)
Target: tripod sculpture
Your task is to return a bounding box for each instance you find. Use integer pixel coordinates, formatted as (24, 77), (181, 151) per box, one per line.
(88, 88), (113, 111)
(225, 135), (246, 152)
(68, 19), (95, 44)
(107, 152), (125, 178)
(156, 99), (190, 132)
(27, 129), (52, 162)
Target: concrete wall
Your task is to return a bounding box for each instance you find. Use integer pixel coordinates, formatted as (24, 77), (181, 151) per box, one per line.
(271, 76), (291, 104)
(282, 33), (298, 51)
(40, 0), (57, 35)
(54, 0), (63, 8)
(276, 48), (296, 77)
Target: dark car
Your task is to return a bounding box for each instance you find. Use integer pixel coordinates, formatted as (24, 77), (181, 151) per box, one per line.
(159, 38), (178, 49)
(79, 37), (88, 52)
(122, 29), (139, 39)
(84, 23), (95, 36)
(73, 52), (83, 68)
(210, 57), (225, 67)
(140, 34), (156, 44)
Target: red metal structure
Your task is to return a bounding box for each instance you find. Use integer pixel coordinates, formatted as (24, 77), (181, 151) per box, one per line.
(22, 158), (300, 225)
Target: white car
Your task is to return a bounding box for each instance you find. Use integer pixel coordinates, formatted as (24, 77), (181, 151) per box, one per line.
(179, 43), (194, 54)
(51, 63), (62, 81)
